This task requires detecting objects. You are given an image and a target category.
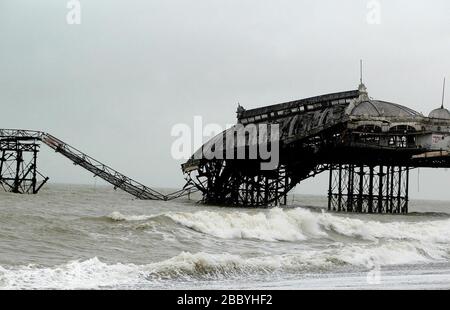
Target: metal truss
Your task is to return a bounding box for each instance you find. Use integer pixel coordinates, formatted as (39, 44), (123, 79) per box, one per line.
(0, 139), (49, 194)
(184, 160), (331, 207)
(185, 160), (289, 207)
(40, 133), (167, 200)
(0, 129), (171, 200)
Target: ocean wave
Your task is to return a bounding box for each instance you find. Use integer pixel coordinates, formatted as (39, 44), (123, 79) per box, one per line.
(163, 208), (450, 244)
(166, 208), (327, 241)
(1, 242), (447, 289)
(103, 208), (450, 244)
(0, 257), (140, 290)
(106, 211), (157, 222)
(318, 212), (450, 244)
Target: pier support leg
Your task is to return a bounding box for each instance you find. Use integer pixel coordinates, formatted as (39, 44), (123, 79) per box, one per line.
(328, 164), (410, 214)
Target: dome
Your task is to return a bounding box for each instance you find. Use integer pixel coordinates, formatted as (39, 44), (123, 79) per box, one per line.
(428, 107), (450, 119)
(350, 100), (421, 118)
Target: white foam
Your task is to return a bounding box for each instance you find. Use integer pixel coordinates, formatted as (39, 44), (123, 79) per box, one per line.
(1, 242), (447, 289)
(107, 211), (155, 222)
(165, 207), (450, 245)
(0, 257), (141, 290)
(317, 211), (450, 244)
(166, 208), (327, 241)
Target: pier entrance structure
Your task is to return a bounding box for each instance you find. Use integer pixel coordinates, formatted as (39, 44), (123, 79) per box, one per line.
(182, 82), (450, 213)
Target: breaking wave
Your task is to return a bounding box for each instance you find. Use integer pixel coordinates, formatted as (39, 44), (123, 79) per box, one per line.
(12, 207), (443, 289)
(1, 241), (448, 290)
(110, 207), (450, 244)
(166, 208), (327, 241)
(107, 211), (157, 222)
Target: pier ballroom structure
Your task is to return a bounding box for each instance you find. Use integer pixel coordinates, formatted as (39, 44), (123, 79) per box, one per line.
(182, 82), (450, 213)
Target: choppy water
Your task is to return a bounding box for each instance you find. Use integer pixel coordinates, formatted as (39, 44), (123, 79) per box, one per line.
(0, 184), (450, 289)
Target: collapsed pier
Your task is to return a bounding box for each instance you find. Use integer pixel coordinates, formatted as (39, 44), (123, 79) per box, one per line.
(182, 82), (450, 213)
(0, 130), (193, 201)
(3, 82), (450, 214)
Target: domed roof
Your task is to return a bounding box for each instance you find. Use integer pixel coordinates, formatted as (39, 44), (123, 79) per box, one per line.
(350, 100), (421, 118)
(428, 107), (450, 119)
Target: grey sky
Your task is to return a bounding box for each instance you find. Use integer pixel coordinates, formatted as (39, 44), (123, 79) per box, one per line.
(1, 0), (450, 200)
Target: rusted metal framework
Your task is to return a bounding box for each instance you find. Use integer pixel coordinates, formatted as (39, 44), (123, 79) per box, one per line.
(184, 157), (331, 207)
(41, 133), (167, 200)
(182, 90), (361, 208)
(3, 82), (450, 213)
(182, 83), (450, 212)
(0, 137), (48, 194)
(187, 160), (293, 206)
(0, 130), (187, 200)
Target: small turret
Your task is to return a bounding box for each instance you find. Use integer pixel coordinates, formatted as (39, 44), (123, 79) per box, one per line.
(428, 78), (450, 119)
(357, 82), (369, 102)
(357, 60), (369, 102)
(345, 61), (370, 114)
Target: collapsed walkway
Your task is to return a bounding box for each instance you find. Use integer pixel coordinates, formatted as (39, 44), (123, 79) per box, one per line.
(0, 129), (195, 200)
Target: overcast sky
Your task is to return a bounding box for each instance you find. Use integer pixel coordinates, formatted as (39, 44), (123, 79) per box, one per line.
(1, 0), (450, 200)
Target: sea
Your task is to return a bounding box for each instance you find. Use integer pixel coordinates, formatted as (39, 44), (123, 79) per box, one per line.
(0, 184), (449, 290)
